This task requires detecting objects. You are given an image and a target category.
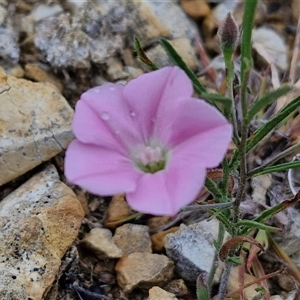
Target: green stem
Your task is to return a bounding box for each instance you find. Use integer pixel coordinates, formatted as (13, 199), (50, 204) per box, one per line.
(224, 53), (239, 141)
(205, 176), (224, 202)
(220, 152), (230, 195)
(208, 222), (225, 289)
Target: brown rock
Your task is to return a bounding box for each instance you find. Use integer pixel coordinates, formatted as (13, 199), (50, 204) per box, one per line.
(151, 227), (180, 253)
(115, 252), (174, 293)
(24, 63), (63, 92)
(163, 279), (189, 297)
(0, 67), (74, 186)
(80, 228), (123, 259)
(113, 224), (152, 256)
(148, 286), (178, 300)
(147, 216), (172, 230)
(104, 194), (134, 229)
(0, 164), (84, 300)
(181, 0), (211, 19)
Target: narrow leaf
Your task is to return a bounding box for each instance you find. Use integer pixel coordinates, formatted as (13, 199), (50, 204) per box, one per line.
(246, 94), (300, 152)
(201, 92), (232, 106)
(159, 38), (206, 94)
(237, 220), (282, 233)
(251, 160), (300, 177)
(240, 190), (300, 235)
(134, 37), (158, 71)
(240, 0), (258, 82)
(246, 85), (292, 123)
(196, 274), (210, 300)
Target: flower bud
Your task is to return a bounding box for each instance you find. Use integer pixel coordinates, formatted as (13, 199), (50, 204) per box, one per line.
(218, 12), (239, 54)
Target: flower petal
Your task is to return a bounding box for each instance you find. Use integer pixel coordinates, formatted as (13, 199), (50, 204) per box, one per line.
(77, 83), (143, 151)
(123, 66), (193, 141)
(65, 140), (140, 195)
(126, 155), (206, 215)
(154, 98), (232, 166)
(171, 124), (232, 168)
(72, 100), (125, 153)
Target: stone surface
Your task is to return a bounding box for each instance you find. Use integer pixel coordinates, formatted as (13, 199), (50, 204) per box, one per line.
(151, 227), (179, 253)
(80, 228), (123, 259)
(227, 267), (260, 300)
(0, 67), (74, 186)
(165, 219), (224, 282)
(35, 1), (197, 68)
(181, 0), (211, 20)
(276, 207), (300, 268)
(252, 27), (288, 72)
(113, 224), (152, 257)
(0, 164), (84, 300)
(115, 252), (174, 293)
(104, 194), (134, 229)
(148, 286), (178, 300)
(147, 216), (172, 230)
(0, 1), (19, 63)
(24, 63), (63, 92)
(31, 3), (63, 22)
(163, 279), (189, 298)
(145, 38), (198, 70)
(126, 1), (198, 46)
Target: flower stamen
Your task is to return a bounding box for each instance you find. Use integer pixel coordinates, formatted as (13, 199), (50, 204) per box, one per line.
(135, 146), (167, 173)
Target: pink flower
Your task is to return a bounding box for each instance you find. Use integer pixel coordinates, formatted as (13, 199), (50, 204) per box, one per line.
(65, 67), (232, 215)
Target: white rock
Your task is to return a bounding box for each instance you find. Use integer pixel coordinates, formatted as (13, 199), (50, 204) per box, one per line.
(165, 219), (225, 282)
(0, 67), (74, 186)
(31, 4), (63, 22)
(0, 164), (84, 300)
(252, 27), (288, 71)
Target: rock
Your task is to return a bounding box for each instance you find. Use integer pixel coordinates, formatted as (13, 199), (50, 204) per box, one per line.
(270, 296), (284, 300)
(227, 267), (261, 300)
(106, 57), (130, 81)
(104, 194), (134, 229)
(3, 64), (24, 78)
(165, 219), (224, 282)
(0, 67), (74, 186)
(147, 216), (172, 230)
(212, 1), (240, 23)
(0, 164), (84, 300)
(31, 3), (63, 22)
(151, 227), (179, 253)
(80, 228), (122, 259)
(115, 252), (174, 293)
(113, 224), (152, 257)
(251, 175), (272, 205)
(35, 1), (198, 68)
(125, 0), (198, 46)
(148, 286), (178, 300)
(144, 38), (198, 70)
(277, 273), (295, 292)
(180, 0), (211, 20)
(163, 279), (189, 297)
(24, 63), (63, 92)
(34, 2), (127, 68)
(0, 2), (19, 63)
(252, 27), (288, 72)
(275, 207), (300, 267)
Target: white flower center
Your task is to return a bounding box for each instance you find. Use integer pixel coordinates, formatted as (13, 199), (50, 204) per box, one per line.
(134, 145), (167, 173)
